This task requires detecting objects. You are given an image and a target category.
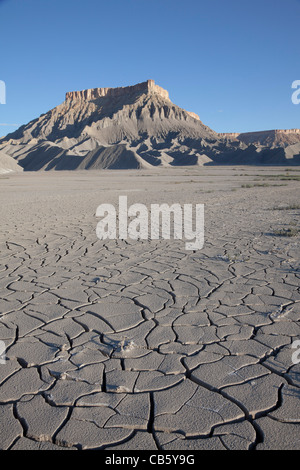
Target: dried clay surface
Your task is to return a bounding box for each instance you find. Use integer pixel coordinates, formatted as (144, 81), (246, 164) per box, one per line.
(0, 167), (299, 450)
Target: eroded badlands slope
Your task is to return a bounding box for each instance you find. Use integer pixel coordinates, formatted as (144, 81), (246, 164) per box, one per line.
(1, 80), (298, 169)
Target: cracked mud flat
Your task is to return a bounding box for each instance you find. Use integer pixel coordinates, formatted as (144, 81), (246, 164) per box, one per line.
(0, 166), (299, 450)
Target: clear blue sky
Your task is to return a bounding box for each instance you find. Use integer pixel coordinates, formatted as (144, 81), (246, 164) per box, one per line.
(0, 0), (299, 137)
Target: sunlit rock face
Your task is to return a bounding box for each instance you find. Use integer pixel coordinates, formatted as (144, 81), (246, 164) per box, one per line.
(1, 80), (299, 170)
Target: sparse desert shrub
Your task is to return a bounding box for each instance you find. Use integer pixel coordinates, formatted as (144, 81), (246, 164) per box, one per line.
(241, 183), (271, 188)
(272, 204), (300, 211)
(241, 182), (287, 188)
(273, 227), (299, 237)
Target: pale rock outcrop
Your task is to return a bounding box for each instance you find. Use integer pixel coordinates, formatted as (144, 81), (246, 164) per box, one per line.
(0, 150), (23, 174)
(0, 80), (299, 169)
(65, 80), (170, 102)
(219, 129), (300, 148)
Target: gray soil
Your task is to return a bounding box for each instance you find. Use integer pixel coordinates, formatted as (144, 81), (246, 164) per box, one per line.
(0, 166), (299, 450)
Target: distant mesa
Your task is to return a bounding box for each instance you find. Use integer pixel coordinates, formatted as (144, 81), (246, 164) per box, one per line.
(219, 129), (300, 148)
(0, 80), (299, 171)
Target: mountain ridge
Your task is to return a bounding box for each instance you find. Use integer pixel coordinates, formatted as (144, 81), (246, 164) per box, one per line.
(219, 129), (300, 148)
(0, 80), (299, 170)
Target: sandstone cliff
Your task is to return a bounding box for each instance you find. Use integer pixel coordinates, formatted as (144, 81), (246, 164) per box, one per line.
(0, 80), (299, 170)
(219, 129), (300, 148)
(65, 80), (170, 102)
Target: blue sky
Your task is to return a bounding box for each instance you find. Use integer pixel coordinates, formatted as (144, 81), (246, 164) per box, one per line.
(0, 0), (299, 136)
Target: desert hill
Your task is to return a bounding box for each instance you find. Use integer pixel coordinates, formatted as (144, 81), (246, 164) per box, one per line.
(0, 150), (23, 174)
(219, 129), (300, 148)
(0, 80), (299, 169)
(219, 129), (300, 164)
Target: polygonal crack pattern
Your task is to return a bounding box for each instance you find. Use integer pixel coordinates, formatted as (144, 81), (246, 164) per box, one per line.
(0, 172), (299, 450)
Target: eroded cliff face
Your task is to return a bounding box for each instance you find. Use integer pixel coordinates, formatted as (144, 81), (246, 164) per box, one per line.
(1, 79), (299, 170)
(218, 133), (240, 139)
(65, 80), (170, 102)
(186, 111), (200, 121)
(277, 128), (300, 135)
(0, 79), (214, 148)
(219, 129), (300, 147)
(0, 79), (225, 169)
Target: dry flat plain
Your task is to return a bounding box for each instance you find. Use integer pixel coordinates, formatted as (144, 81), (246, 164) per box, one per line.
(0, 166), (299, 450)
